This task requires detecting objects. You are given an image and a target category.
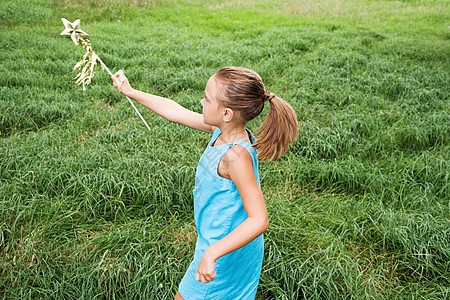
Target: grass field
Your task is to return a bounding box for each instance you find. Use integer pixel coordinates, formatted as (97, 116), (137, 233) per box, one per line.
(1, 0), (449, 299)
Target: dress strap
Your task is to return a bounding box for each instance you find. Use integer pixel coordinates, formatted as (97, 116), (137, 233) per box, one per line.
(209, 127), (222, 146)
(233, 140), (255, 154)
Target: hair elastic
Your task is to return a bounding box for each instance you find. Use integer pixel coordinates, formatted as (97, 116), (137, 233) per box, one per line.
(263, 90), (274, 103)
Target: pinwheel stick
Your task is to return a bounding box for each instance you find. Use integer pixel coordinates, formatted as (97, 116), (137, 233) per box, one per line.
(60, 18), (150, 131)
(97, 56), (151, 131)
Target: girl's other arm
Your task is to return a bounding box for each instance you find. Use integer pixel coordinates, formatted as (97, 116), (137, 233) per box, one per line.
(111, 70), (214, 133)
(195, 146), (269, 283)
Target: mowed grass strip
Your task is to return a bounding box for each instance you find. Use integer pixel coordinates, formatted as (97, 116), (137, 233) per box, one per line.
(1, 0), (449, 299)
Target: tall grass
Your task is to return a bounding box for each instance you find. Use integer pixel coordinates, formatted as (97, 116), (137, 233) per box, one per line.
(1, 0), (449, 298)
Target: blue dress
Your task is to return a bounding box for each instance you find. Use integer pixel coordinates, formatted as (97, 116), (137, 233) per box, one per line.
(179, 128), (264, 300)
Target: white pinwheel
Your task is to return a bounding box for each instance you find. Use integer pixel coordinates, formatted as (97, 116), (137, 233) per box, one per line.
(60, 18), (89, 46)
(60, 18), (151, 131)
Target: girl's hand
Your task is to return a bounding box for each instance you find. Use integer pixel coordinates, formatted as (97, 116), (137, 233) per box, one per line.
(195, 250), (217, 283)
(111, 70), (132, 96)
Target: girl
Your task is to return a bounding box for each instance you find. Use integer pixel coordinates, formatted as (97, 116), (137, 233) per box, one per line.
(111, 67), (298, 299)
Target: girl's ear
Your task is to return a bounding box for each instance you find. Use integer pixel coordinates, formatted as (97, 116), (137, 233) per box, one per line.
(222, 108), (234, 123)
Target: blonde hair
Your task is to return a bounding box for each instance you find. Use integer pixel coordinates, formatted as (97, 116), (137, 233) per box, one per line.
(214, 67), (298, 161)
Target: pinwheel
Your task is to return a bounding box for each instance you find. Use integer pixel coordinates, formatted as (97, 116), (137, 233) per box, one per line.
(60, 18), (150, 131)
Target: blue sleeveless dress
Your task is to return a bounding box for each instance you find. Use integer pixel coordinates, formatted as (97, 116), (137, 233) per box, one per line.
(179, 128), (264, 300)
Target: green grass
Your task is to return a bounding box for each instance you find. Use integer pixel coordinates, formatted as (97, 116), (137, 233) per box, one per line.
(1, 0), (449, 298)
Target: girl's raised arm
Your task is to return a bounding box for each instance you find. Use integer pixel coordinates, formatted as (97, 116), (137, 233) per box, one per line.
(111, 70), (214, 133)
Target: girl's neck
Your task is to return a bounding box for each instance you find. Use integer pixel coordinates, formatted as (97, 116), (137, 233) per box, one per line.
(216, 123), (249, 145)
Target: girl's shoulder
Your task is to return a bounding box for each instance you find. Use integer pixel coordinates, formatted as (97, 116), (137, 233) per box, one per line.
(219, 142), (254, 181)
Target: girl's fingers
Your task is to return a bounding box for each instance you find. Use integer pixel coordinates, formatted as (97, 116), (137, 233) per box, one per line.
(195, 252), (217, 283)
(195, 270), (216, 283)
(113, 69), (123, 78)
(208, 271), (217, 281)
(195, 272), (206, 283)
(111, 70), (124, 82)
(111, 70), (127, 93)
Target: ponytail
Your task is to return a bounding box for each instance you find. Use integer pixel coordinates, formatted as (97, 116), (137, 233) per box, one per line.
(254, 93), (298, 161)
(214, 67), (298, 161)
